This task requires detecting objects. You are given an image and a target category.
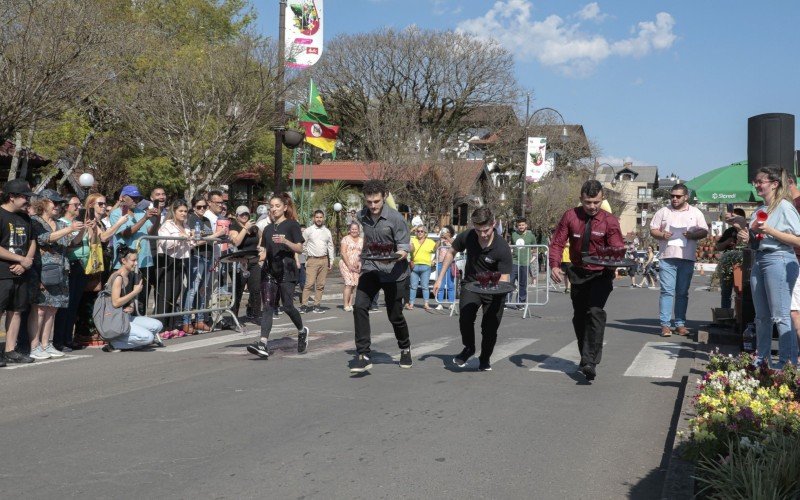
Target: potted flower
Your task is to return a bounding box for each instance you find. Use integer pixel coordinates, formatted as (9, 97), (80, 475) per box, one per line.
(716, 249), (744, 291)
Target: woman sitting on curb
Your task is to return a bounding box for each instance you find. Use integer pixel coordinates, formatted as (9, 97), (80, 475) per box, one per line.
(102, 244), (164, 352)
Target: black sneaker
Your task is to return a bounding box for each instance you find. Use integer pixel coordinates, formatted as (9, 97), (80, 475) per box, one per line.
(581, 364), (596, 381)
(350, 354), (372, 373)
(478, 360), (492, 371)
(399, 348), (412, 368)
(312, 306), (324, 314)
(453, 347), (475, 367)
(297, 327), (309, 353)
(246, 341), (269, 359)
(299, 305), (309, 314)
(4, 350), (34, 363)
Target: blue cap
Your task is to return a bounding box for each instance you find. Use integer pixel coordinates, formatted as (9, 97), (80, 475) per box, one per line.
(120, 185), (142, 198)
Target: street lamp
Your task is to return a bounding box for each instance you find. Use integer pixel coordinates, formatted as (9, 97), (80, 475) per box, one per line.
(78, 172), (95, 200)
(333, 202), (343, 256)
(521, 102), (570, 217)
(595, 162), (617, 186)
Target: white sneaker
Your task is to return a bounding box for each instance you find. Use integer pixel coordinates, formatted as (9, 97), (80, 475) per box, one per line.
(435, 304), (444, 310)
(343, 306), (353, 312)
(43, 344), (65, 358)
(29, 346), (51, 360)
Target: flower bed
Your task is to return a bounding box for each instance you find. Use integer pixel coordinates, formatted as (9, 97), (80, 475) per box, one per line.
(684, 350), (800, 498)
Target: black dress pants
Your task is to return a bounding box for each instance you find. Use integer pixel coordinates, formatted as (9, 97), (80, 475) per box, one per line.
(233, 261), (262, 317)
(353, 272), (410, 355)
(569, 271), (614, 367)
(459, 285), (506, 363)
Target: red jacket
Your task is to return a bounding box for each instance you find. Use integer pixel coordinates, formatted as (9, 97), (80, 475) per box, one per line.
(549, 207), (624, 271)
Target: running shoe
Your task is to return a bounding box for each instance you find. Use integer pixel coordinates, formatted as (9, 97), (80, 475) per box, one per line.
(350, 354), (372, 373)
(453, 347), (475, 368)
(478, 360), (492, 372)
(246, 341), (269, 359)
(29, 346), (51, 361)
(399, 348), (412, 368)
(297, 327), (309, 353)
(43, 344), (65, 358)
(581, 364), (596, 381)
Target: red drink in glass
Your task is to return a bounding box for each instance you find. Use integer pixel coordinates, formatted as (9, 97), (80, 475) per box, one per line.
(755, 210), (768, 240)
(490, 271), (501, 288)
(476, 272), (490, 289)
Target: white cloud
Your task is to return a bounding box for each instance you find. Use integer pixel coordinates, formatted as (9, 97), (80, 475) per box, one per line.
(456, 1), (676, 77)
(576, 2), (608, 22)
(597, 156), (647, 167)
(432, 0), (461, 16)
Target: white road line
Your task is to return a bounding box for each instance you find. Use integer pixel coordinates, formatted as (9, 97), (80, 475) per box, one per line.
(4, 354), (89, 370)
(463, 338), (539, 368)
(624, 342), (688, 378)
(391, 337), (452, 360)
(529, 341), (606, 373)
(286, 332), (395, 359)
(160, 317), (336, 352)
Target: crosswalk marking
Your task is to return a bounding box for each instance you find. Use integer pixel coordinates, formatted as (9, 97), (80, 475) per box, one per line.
(158, 317), (335, 352)
(462, 338), (539, 369)
(624, 342), (687, 378)
(286, 332), (395, 359)
(391, 337), (452, 361)
(4, 354), (89, 370)
(529, 341), (607, 373)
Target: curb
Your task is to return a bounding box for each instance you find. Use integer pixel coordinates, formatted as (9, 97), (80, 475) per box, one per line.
(661, 339), (733, 499)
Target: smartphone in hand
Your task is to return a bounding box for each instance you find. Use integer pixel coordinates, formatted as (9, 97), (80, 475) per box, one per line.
(726, 203), (734, 213)
(77, 208), (87, 221)
(87, 207), (95, 221)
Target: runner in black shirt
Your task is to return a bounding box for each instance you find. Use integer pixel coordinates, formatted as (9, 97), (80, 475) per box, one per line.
(246, 193), (309, 359)
(434, 206), (512, 371)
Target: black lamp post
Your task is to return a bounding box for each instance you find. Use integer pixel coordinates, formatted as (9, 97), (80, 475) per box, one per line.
(333, 202), (343, 255)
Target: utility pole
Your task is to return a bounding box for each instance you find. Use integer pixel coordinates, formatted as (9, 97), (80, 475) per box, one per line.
(520, 92), (530, 218)
(273, 0), (287, 194)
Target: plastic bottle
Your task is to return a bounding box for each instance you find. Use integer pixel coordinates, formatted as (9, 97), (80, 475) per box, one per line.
(195, 220), (202, 240)
(742, 323), (756, 353)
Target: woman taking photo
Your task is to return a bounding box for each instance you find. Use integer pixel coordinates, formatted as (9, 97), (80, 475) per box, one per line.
(103, 244), (164, 351)
(435, 225), (456, 309)
(246, 193), (309, 359)
(339, 221), (363, 311)
(738, 166), (800, 368)
(28, 191), (84, 360)
(407, 225), (436, 311)
(230, 205), (262, 322)
(158, 199), (195, 336)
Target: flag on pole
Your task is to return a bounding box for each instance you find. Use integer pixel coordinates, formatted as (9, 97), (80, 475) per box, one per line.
(298, 79), (339, 153)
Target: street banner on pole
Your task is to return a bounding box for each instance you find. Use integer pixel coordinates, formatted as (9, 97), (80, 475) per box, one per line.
(285, 0), (324, 68)
(526, 137), (551, 182)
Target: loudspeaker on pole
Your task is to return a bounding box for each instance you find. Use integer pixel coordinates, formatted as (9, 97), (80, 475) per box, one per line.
(747, 113), (795, 180)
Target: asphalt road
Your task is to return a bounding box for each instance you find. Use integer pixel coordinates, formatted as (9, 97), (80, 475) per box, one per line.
(0, 276), (716, 499)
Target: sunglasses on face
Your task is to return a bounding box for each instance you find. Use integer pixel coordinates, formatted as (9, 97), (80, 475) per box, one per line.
(95, 202), (106, 207)
(195, 204), (207, 209)
(670, 194), (685, 199)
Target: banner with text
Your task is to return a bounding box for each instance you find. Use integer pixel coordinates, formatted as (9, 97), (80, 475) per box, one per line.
(285, 0), (324, 69)
(526, 137), (552, 182)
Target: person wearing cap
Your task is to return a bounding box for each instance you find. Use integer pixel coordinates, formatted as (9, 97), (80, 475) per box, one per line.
(0, 179), (38, 365)
(108, 184), (161, 314)
(27, 190), (85, 361)
(300, 209), (335, 314)
(229, 205), (262, 321)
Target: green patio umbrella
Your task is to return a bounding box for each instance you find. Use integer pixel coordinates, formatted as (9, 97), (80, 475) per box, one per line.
(686, 161), (758, 203)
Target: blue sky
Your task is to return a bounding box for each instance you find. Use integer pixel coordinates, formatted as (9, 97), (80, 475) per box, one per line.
(252, 0), (800, 182)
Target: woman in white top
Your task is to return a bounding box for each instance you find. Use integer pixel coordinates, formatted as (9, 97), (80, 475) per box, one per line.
(157, 199), (196, 336)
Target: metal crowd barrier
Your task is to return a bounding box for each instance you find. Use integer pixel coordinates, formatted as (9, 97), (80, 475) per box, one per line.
(135, 235), (243, 332)
(505, 244), (550, 318)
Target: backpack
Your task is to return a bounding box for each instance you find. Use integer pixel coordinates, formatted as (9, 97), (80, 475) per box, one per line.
(92, 274), (131, 340)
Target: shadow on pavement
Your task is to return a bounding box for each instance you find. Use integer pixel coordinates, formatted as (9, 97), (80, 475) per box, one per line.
(627, 375), (689, 499)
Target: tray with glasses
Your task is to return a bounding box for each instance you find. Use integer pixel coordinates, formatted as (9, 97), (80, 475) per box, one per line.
(363, 242), (402, 262)
(464, 271), (515, 295)
(581, 246), (636, 268)
(219, 249), (260, 263)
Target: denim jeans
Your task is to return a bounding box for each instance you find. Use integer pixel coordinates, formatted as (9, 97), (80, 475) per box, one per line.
(436, 262), (455, 303)
(750, 250), (799, 368)
(183, 254), (210, 324)
(111, 316), (163, 349)
(409, 264), (432, 303)
(658, 258), (695, 327)
(720, 279), (734, 309)
(508, 264), (529, 302)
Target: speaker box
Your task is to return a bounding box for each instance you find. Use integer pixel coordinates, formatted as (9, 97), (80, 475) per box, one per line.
(747, 113), (795, 181)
